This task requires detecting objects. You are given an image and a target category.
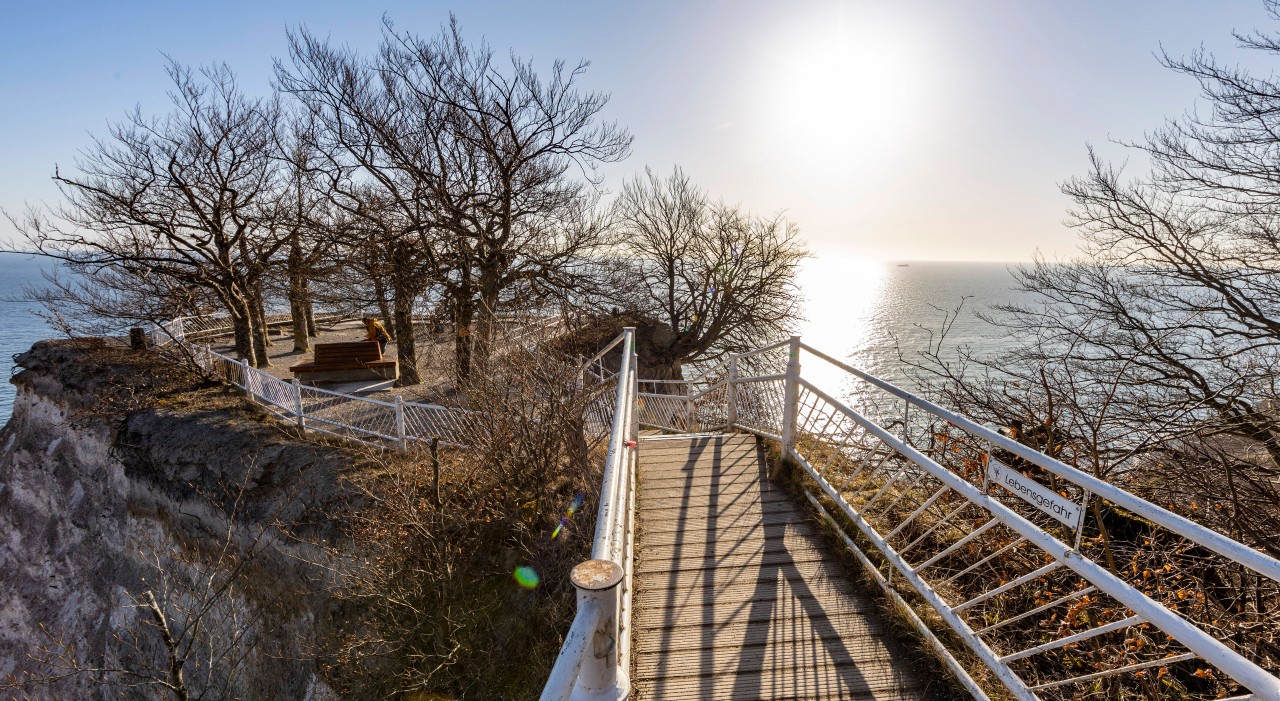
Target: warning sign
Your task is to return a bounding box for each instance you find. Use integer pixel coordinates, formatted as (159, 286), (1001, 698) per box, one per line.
(987, 457), (1081, 529)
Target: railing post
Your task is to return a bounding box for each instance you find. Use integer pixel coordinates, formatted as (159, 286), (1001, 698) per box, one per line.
(683, 381), (695, 433)
(292, 378), (304, 428)
(240, 359), (253, 402)
(569, 560), (628, 701)
(395, 394), (407, 452)
(726, 357), (738, 429)
(781, 335), (802, 452)
(174, 317), (185, 342)
(630, 346), (640, 443)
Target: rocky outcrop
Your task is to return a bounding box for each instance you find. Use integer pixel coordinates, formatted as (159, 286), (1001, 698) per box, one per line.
(0, 340), (356, 700)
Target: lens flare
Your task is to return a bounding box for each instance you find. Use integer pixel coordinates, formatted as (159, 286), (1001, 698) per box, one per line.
(551, 493), (587, 540)
(514, 565), (540, 589)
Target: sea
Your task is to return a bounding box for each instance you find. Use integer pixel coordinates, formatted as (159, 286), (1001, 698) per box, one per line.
(0, 253), (57, 421)
(0, 254), (1030, 423)
(797, 256), (1026, 394)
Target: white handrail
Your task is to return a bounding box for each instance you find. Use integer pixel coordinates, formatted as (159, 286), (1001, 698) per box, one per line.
(797, 377), (1280, 700)
(158, 325), (481, 450)
(658, 334), (1280, 699)
(539, 598), (603, 701)
(543, 328), (637, 701)
(797, 340), (1280, 584)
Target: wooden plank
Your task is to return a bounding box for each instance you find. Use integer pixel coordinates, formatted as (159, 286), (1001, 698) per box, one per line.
(640, 458), (762, 475)
(639, 474), (768, 493)
(630, 667), (925, 701)
(634, 545), (833, 574)
(631, 610), (891, 652)
(632, 573), (870, 613)
(635, 528), (830, 569)
(639, 443), (755, 457)
(634, 641), (914, 680)
(635, 509), (805, 536)
(637, 486), (794, 507)
(637, 520), (819, 547)
(630, 431), (929, 701)
(640, 456), (765, 472)
(633, 558), (843, 592)
(638, 483), (786, 502)
(640, 443), (757, 457)
(639, 453), (760, 469)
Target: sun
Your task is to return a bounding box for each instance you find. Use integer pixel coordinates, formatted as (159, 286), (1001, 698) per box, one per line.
(763, 16), (923, 170)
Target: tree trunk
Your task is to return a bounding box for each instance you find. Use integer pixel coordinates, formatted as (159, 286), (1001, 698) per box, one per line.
(288, 237), (310, 353)
(392, 273), (421, 386)
(228, 297), (257, 367)
(454, 295), (475, 382)
(373, 271), (392, 330)
(289, 290), (309, 353)
(247, 282), (271, 367)
(472, 270), (502, 369)
(304, 292), (317, 337)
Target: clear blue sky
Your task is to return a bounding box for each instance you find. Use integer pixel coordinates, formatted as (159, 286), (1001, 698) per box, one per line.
(1, 1), (1274, 261)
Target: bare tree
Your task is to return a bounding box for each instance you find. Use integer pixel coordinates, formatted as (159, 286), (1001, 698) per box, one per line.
(9, 60), (288, 367)
(890, 8), (1280, 689)
(277, 17), (630, 382)
(273, 114), (341, 353)
(610, 166), (808, 380)
(386, 17), (631, 374)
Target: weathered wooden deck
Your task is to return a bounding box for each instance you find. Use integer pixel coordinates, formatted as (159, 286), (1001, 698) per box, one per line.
(632, 433), (931, 700)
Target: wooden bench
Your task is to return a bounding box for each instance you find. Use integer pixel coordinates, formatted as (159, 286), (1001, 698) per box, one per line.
(288, 341), (398, 384)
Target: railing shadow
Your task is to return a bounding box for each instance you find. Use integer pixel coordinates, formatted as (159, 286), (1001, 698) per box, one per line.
(643, 434), (905, 698)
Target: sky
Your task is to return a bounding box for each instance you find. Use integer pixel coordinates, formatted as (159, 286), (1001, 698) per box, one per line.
(1, 0), (1277, 262)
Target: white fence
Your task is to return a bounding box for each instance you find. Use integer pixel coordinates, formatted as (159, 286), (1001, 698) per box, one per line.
(619, 336), (1280, 700)
(146, 310), (571, 451)
(542, 328), (639, 701)
(189, 343), (482, 449)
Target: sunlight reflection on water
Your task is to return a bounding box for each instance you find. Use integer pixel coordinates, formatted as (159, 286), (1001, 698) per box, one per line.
(796, 257), (1026, 399)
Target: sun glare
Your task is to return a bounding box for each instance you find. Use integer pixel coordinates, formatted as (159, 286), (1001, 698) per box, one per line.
(761, 13), (925, 174)
(797, 254), (888, 387)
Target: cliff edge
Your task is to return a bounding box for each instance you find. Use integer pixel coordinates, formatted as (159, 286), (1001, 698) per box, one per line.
(0, 339), (356, 700)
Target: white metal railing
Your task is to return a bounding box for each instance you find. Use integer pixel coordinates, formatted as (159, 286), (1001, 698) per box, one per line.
(143, 311), (568, 451)
(542, 327), (639, 701)
(155, 313), (641, 698)
(638, 335), (1280, 700)
(186, 343), (483, 449)
(147, 312), (358, 359)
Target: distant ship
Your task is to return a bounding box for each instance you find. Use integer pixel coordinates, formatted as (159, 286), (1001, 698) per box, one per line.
(896, 263), (910, 267)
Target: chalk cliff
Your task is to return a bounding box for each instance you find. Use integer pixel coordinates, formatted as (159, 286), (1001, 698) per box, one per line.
(0, 340), (353, 700)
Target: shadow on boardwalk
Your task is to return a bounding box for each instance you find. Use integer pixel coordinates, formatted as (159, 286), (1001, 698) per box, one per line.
(632, 433), (947, 700)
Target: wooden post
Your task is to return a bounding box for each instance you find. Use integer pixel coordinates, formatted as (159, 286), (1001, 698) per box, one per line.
(431, 437), (441, 507)
(683, 381), (695, 433)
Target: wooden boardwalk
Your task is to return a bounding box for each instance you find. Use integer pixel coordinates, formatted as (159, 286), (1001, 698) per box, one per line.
(632, 433), (931, 700)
